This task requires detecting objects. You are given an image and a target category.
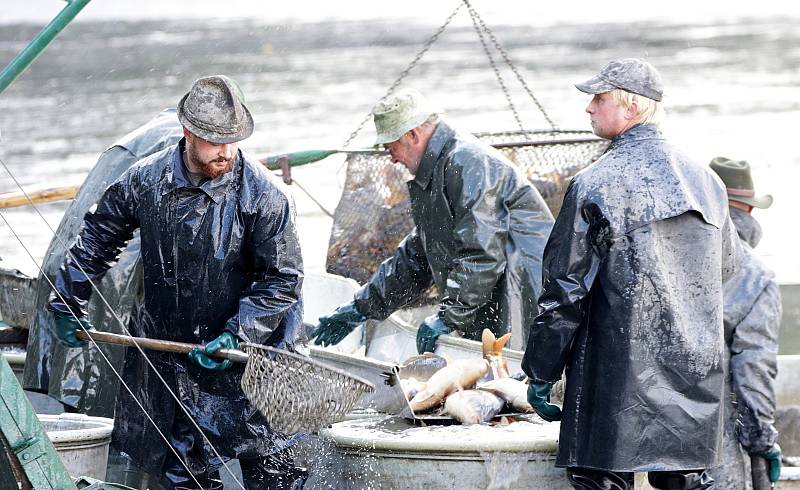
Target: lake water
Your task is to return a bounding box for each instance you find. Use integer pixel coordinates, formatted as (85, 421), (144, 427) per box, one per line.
(0, 14), (798, 285)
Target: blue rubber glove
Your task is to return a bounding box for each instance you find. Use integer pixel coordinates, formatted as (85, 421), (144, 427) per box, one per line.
(188, 332), (238, 371)
(527, 381), (562, 422)
(309, 302), (366, 347)
(416, 315), (451, 354)
(759, 443), (782, 483)
(52, 311), (94, 348)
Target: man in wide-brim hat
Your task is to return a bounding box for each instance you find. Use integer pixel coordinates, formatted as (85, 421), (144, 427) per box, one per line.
(46, 75), (306, 489)
(310, 87), (555, 354)
(708, 156), (782, 489)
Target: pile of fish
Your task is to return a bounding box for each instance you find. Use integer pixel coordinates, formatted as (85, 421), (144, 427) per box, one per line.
(397, 330), (538, 425)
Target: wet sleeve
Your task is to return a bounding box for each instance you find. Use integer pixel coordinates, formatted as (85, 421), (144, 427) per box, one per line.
(437, 156), (512, 336)
(730, 279), (781, 454)
(721, 215), (738, 283)
(522, 181), (603, 383)
(353, 228), (434, 321)
(49, 168), (141, 317)
(224, 193), (304, 346)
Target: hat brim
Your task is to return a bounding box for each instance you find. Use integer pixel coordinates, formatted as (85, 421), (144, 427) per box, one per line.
(575, 76), (616, 95)
(373, 111), (432, 146)
(731, 193), (773, 209)
(177, 92), (254, 145)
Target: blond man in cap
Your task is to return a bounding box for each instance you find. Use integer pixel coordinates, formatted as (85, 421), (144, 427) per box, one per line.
(522, 59), (738, 489)
(47, 76), (306, 489)
(709, 157), (782, 489)
(311, 88), (554, 353)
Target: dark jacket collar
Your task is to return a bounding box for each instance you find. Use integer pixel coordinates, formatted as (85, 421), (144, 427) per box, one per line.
(412, 121), (455, 190)
(165, 138), (240, 203)
(607, 123), (663, 152)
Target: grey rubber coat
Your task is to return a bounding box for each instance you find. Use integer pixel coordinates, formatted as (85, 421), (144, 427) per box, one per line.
(46, 138), (303, 475)
(23, 109), (183, 414)
(711, 208), (781, 489)
(522, 124), (737, 472)
(353, 121), (554, 348)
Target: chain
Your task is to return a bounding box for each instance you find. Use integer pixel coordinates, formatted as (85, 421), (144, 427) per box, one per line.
(464, 1), (525, 132)
(463, 0), (558, 130)
(339, 2), (464, 149)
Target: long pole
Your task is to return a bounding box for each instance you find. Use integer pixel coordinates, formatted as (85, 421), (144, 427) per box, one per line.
(0, 0), (92, 95)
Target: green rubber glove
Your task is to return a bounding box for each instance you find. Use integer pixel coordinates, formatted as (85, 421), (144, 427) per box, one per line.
(188, 332), (238, 371)
(309, 302), (366, 347)
(416, 315), (451, 354)
(52, 311), (94, 348)
(527, 381), (562, 422)
(761, 443), (782, 483)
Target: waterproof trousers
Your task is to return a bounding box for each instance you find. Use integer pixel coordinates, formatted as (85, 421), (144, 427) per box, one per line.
(567, 467), (714, 490)
(160, 405), (307, 490)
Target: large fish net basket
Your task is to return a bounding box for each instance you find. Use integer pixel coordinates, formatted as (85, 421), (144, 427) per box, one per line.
(326, 129), (609, 283)
(240, 344), (375, 434)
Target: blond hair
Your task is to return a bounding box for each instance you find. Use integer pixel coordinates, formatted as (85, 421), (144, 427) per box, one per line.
(611, 89), (663, 125)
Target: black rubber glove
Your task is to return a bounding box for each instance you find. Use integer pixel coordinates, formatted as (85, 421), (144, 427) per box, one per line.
(309, 302), (366, 347)
(52, 310), (93, 348)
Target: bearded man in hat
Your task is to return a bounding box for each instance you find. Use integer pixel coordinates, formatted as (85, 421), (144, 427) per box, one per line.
(522, 58), (738, 490)
(46, 76), (306, 489)
(708, 157), (782, 489)
(310, 88), (554, 353)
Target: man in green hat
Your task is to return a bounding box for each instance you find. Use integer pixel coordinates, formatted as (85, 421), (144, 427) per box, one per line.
(709, 156), (782, 489)
(311, 87), (554, 353)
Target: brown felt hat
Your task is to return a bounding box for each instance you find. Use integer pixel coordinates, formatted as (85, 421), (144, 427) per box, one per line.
(177, 75), (253, 144)
(709, 156), (773, 209)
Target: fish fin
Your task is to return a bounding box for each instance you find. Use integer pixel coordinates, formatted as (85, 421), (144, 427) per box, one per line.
(493, 333), (512, 354)
(481, 329), (495, 358)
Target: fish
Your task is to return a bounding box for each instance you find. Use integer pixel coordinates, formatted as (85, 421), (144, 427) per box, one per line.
(478, 377), (533, 413)
(482, 329), (512, 380)
(409, 358), (489, 413)
(399, 352), (448, 382)
(400, 377), (427, 401)
(444, 389), (505, 425)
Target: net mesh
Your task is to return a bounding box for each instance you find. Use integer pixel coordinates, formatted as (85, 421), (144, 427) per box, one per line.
(240, 344), (374, 434)
(326, 129), (609, 283)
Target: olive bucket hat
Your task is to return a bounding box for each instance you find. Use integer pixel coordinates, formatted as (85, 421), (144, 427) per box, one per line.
(709, 156), (773, 209)
(177, 75), (254, 144)
(372, 88), (438, 145)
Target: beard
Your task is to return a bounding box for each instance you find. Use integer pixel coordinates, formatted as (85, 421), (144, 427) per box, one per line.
(186, 144), (234, 179)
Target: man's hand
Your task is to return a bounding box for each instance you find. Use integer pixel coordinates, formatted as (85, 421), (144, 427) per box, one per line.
(308, 302), (366, 347)
(52, 311), (94, 348)
(527, 381), (562, 422)
(188, 332), (238, 371)
(416, 315), (451, 354)
(758, 443), (782, 483)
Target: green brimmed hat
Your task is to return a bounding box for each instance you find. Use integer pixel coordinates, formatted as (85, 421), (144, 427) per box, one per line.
(709, 156), (773, 209)
(372, 88), (438, 145)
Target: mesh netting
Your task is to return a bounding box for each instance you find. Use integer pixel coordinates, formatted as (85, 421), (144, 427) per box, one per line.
(326, 129), (609, 283)
(240, 344), (374, 434)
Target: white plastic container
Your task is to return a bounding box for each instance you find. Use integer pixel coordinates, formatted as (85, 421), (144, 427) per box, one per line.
(38, 413), (114, 479)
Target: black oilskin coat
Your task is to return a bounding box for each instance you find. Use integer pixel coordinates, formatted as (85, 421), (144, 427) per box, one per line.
(354, 122), (554, 348)
(49, 140), (303, 474)
(523, 124), (737, 472)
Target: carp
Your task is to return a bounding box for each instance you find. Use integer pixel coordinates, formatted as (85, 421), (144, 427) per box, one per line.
(400, 377), (427, 401)
(482, 329), (512, 380)
(409, 358), (489, 413)
(399, 352), (448, 382)
(444, 389), (505, 425)
(479, 377), (533, 413)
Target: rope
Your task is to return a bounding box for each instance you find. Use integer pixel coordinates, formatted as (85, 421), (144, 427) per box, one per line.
(462, 0), (559, 130)
(339, 2), (464, 149)
(464, 1), (526, 132)
(291, 177), (334, 218)
(0, 157), (246, 489)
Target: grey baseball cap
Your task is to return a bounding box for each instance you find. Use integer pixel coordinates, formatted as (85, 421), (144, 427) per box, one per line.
(372, 88), (438, 145)
(177, 75), (254, 144)
(575, 58), (664, 102)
